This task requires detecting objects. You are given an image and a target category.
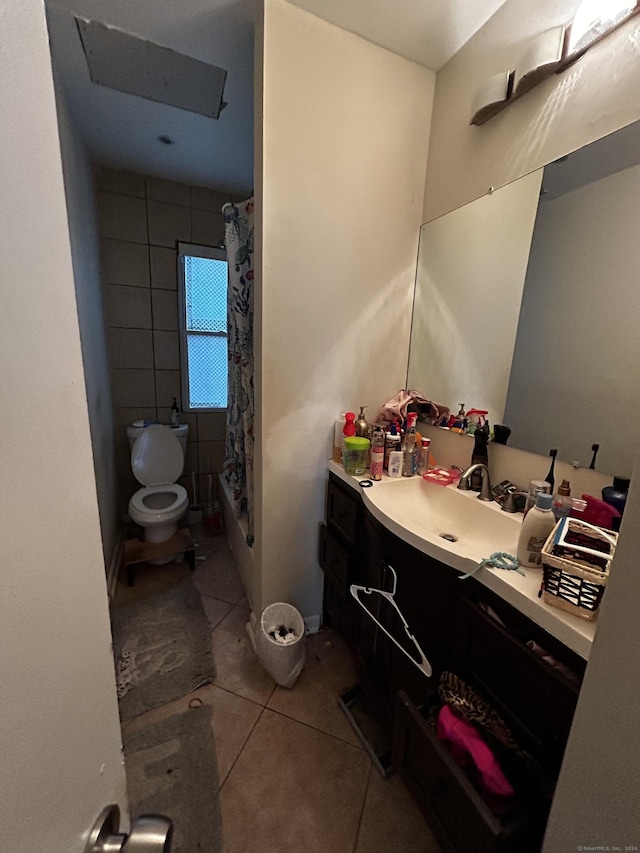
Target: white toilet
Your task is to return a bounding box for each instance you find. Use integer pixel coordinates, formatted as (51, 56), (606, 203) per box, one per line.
(126, 424), (189, 545)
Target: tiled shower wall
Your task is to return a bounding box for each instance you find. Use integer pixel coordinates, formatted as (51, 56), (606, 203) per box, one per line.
(96, 166), (231, 512)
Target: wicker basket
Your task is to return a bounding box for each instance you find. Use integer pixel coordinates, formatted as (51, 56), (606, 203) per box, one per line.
(540, 517), (618, 621)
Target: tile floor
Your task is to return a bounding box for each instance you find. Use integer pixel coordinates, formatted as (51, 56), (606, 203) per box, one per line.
(115, 526), (440, 852)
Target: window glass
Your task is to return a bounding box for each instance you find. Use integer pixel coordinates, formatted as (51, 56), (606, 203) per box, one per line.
(178, 244), (228, 412)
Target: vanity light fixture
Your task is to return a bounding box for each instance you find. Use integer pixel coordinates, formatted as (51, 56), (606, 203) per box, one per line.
(471, 0), (640, 125)
(566, 0), (638, 60)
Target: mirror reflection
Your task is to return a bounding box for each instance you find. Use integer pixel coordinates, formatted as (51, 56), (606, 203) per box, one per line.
(407, 121), (640, 477)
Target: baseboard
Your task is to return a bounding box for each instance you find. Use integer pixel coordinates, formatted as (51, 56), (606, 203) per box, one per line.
(303, 613), (322, 635)
(106, 528), (124, 602)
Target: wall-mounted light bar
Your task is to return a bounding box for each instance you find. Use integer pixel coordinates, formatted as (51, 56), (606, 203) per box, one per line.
(471, 0), (640, 125)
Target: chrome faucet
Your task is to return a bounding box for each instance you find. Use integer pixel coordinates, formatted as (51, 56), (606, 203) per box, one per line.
(457, 463), (493, 501)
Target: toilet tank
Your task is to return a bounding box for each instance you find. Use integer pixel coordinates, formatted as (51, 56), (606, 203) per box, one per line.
(126, 423), (189, 457)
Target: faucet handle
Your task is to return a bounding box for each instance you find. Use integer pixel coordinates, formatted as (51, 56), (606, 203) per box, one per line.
(501, 490), (527, 513)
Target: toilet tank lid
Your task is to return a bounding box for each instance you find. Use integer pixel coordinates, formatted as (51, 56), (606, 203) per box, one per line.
(127, 423), (189, 439)
(131, 424), (184, 486)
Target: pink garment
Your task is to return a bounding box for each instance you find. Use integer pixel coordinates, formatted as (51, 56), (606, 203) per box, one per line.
(436, 704), (516, 815)
(375, 389), (450, 427)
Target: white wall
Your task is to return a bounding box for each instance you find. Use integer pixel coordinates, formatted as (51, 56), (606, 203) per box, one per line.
(544, 455), (640, 849)
(408, 169), (541, 425)
(53, 81), (121, 583)
(0, 1), (127, 849)
(257, 0), (435, 619)
(423, 1), (640, 844)
(424, 0), (640, 221)
(505, 165), (640, 476)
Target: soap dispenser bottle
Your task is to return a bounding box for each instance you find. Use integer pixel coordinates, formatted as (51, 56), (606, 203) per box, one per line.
(552, 480), (572, 521)
(355, 406), (370, 438)
(470, 423), (489, 491)
(170, 397), (181, 426)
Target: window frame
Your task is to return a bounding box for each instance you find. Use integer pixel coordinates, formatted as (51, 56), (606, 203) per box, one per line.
(177, 241), (228, 413)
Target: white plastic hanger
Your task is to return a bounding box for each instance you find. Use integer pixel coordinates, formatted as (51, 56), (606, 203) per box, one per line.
(350, 565), (432, 678)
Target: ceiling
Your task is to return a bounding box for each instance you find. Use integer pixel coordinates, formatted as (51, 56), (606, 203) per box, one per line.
(46, 0), (507, 195)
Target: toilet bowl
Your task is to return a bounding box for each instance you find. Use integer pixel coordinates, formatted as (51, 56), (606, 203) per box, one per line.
(127, 424), (188, 550)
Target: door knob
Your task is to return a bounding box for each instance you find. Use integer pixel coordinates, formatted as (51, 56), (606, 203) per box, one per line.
(86, 805), (173, 853)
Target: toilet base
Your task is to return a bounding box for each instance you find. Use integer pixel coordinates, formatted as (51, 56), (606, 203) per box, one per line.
(123, 528), (195, 586)
(143, 522), (179, 564)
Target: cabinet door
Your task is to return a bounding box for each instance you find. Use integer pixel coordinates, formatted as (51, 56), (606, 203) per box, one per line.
(386, 534), (464, 686)
(327, 475), (360, 545)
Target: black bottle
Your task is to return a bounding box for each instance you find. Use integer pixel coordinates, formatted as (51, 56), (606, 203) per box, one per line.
(545, 449), (557, 492)
(470, 424), (490, 491)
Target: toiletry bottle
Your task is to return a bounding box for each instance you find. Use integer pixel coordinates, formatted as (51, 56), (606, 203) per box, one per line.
(552, 479), (572, 521)
(342, 413), (357, 469)
(517, 492), (556, 569)
(333, 413), (346, 463)
(402, 413), (418, 477)
(525, 479), (551, 514)
(343, 436), (370, 475)
(170, 397), (181, 426)
(384, 422), (401, 471)
(388, 447), (403, 478)
(418, 437), (432, 475)
(469, 423), (490, 491)
(355, 406), (370, 438)
(370, 426), (385, 481)
(493, 424), (511, 445)
(602, 476), (629, 522)
(466, 408), (488, 435)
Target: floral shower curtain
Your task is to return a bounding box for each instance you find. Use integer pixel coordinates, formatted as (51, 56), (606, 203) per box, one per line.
(222, 197), (255, 544)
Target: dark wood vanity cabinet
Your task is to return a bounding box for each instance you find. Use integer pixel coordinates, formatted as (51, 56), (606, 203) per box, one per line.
(319, 473), (585, 853)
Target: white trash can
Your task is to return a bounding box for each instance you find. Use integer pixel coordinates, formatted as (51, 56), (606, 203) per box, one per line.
(247, 602), (306, 688)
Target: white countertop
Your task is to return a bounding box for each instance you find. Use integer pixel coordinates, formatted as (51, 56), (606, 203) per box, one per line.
(328, 460), (596, 659)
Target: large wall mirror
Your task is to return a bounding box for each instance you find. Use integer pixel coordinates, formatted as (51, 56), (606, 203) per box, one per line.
(407, 121), (640, 478)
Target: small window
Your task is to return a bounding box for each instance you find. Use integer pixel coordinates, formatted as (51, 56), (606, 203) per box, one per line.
(177, 243), (228, 411)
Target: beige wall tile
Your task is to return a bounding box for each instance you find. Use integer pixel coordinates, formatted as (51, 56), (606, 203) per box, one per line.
(198, 473), (220, 503)
(106, 285), (152, 329)
(192, 208), (225, 246)
(153, 330), (180, 370)
(147, 200), (191, 247)
(146, 176), (191, 206)
(191, 185), (229, 212)
(101, 239), (150, 287)
(150, 246), (177, 290)
(112, 368), (156, 408)
(109, 328), (153, 369)
(98, 192), (147, 243)
(96, 168), (146, 197)
(184, 441), (198, 477)
(155, 369), (181, 410)
(151, 289), (178, 331)
(197, 411), (227, 441)
(198, 439), (226, 473)
(179, 411), (197, 440)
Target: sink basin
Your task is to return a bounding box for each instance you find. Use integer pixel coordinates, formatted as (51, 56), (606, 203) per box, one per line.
(361, 476), (522, 574)
(328, 460), (596, 659)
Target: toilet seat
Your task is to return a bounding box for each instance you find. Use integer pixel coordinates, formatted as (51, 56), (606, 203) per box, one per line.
(129, 483), (188, 517)
(131, 424), (184, 486)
